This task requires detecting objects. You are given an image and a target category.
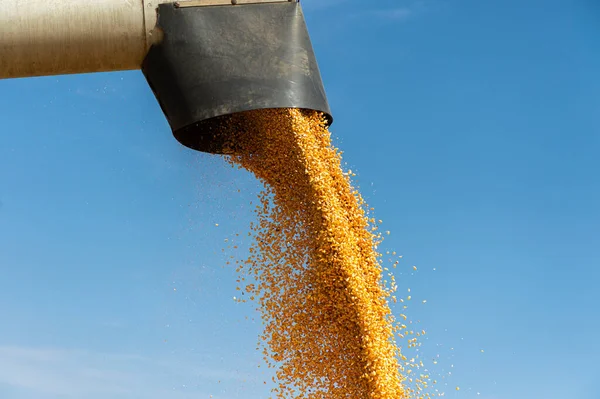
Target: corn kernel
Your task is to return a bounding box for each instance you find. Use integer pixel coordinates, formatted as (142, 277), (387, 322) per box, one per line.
(218, 109), (434, 399)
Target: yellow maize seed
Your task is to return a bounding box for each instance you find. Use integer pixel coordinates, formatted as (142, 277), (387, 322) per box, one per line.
(218, 109), (433, 398)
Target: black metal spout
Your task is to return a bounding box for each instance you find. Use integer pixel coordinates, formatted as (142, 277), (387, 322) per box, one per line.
(141, 1), (332, 154)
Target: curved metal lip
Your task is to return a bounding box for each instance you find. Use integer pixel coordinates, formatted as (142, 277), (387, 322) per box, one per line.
(173, 106), (333, 154)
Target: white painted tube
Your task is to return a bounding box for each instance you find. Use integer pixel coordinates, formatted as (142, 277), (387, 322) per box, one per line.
(0, 0), (167, 79)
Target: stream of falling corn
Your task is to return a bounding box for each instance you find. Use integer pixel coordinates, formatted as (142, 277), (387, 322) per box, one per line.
(220, 108), (433, 399)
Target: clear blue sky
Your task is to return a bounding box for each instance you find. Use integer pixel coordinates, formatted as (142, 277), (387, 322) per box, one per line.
(1, 0), (599, 398)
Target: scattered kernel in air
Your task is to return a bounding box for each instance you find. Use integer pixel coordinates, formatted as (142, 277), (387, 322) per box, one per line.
(219, 109), (435, 399)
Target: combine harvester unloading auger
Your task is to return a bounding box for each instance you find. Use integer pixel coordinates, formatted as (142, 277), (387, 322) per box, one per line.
(0, 3), (431, 397)
(0, 0), (332, 153)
